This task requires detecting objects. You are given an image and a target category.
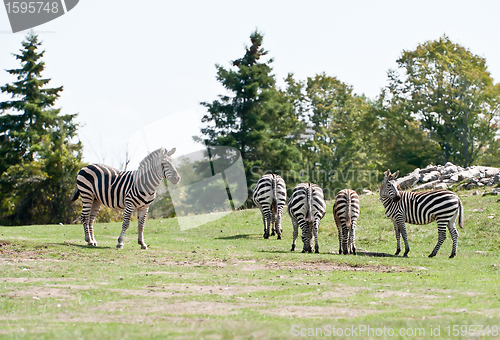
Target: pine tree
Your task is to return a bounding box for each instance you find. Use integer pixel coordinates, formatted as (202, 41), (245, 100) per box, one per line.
(0, 32), (82, 225)
(200, 31), (301, 200)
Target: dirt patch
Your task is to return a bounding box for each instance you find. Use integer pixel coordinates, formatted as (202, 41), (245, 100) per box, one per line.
(262, 305), (376, 318)
(372, 290), (441, 299)
(93, 299), (254, 317)
(4, 287), (74, 300)
(1, 278), (73, 283)
(112, 283), (279, 298)
(242, 260), (408, 273)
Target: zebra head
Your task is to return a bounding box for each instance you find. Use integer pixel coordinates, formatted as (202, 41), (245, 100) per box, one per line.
(162, 148), (181, 185)
(380, 169), (401, 203)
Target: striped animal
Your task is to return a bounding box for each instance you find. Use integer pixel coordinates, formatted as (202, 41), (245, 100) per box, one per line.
(252, 174), (287, 239)
(288, 183), (326, 253)
(333, 189), (360, 255)
(380, 170), (463, 258)
(71, 148), (180, 249)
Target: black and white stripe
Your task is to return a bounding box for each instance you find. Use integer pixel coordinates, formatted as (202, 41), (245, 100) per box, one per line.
(252, 174), (287, 239)
(380, 169), (464, 258)
(333, 189), (360, 255)
(71, 148), (180, 249)
(288, 183), (326, 253)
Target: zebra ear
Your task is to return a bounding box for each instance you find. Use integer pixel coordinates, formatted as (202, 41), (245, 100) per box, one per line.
(393, 170), (399, 179)
(167, 148), (176, 156)
(384, 169), (391, 178)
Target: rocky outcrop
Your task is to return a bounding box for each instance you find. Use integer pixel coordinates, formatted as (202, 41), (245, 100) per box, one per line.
(396, 162), (500, 192)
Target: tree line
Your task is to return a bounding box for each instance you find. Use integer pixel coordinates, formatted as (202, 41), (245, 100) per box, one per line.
(1, 31), (499, 225)
(199, 31), (500, 204)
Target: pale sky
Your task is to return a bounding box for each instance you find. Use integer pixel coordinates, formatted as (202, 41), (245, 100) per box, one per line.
(1, 1), (500, 170)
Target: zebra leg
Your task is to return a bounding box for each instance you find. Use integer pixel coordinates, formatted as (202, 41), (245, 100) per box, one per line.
(262, 210), (270, 239)
(137, 207), (149, 249)
(399, 222), (410, 257)
(291, 217), (299, 252)
(342, 223), (349, 255)
(334, 213), (343, 254)
(87, 200), (101, 246)
(312, 219), (320, 254)
(350, 220), (357, 255)
(270, 214), (276, 237)
(447, 213), (459, 258)
(301, 221), (312, 253)
(80, 197), (93, 245)
(275, 214), (282, 240)
(117, 205), (134, 249)
(392, 220), (401, 256)
(429, 221), (448, 258)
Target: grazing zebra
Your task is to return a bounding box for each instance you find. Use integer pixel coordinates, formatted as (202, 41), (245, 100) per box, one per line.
(71, 148), (181, 249)
(288, 183), (326, 253)
(333, 189), (360, 255)
(252, 174), (287, 239)
(380, 169), (463, 258)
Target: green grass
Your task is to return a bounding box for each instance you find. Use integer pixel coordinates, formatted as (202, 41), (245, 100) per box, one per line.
(1, 192), (500, 339)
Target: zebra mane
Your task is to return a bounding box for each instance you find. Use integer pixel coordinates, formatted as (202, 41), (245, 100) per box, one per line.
(138, 148), (165, 170)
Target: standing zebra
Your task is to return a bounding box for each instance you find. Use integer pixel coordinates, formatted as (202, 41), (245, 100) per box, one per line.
(252, 174), (287, 239)
(288, 183), (326, 253)
(71, 148), (180, 249)
(333, 189), (360, 255)
(380, 170), (463, 258)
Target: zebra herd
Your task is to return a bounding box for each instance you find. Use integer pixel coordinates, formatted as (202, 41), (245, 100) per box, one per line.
(71, 149), (464, 258)
(253, 170), (464, 258)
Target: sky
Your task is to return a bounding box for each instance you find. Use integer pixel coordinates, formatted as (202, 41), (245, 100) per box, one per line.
(1, 0), (500, 170)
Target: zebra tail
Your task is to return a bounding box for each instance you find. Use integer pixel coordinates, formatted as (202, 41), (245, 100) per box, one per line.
(305, 185), (313, 223)
(71, 187), (80, 201)
(458, 198), (464, 229)
(272, 176), (278, 216)
(345, 193), (352, 229)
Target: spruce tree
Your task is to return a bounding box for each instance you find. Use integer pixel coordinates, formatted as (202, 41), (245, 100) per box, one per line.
(0, 32), (82, 225)
(200, 31), (301, 200)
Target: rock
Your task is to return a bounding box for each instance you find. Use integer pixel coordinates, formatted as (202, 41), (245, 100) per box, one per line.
(419, 165), (438, 174)
(494, 174), (500, 184)
(396, 169), (420, 189)
(361, 189), (374, 195)
(434, 183), (448, 190)
(484, 167), (500, 178)
(480, 177), (494, 186)
(448, 174), (459, 183)
(412, 180), (441, 191)
(420, 170), (441, 183)
(457, 170), (475, 181)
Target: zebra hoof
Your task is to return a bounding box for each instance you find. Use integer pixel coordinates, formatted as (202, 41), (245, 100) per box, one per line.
(291, 245), (295, 252)
(395, 249), (401, 256)
(141, 245), (148, 250)
(277, 235), (282, 240)
(428, 253), (436, 258)
(449, 254), (456, 258)
(116, 244), (124, 249)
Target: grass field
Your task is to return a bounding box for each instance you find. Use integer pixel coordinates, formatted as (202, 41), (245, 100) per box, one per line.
(1, 192), (500, 339)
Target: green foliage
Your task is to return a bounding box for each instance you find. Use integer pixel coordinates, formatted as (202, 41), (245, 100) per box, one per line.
(385, 35), (500, 167)
(0, 32), (83, 225)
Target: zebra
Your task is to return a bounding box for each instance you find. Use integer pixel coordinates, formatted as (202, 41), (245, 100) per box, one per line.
(333, 189), (360, 255)
(71, 147), (181, 249)
(252, 174), (287, 239)
(288, 183), (326, 253)
(380, 169), (464, 258)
